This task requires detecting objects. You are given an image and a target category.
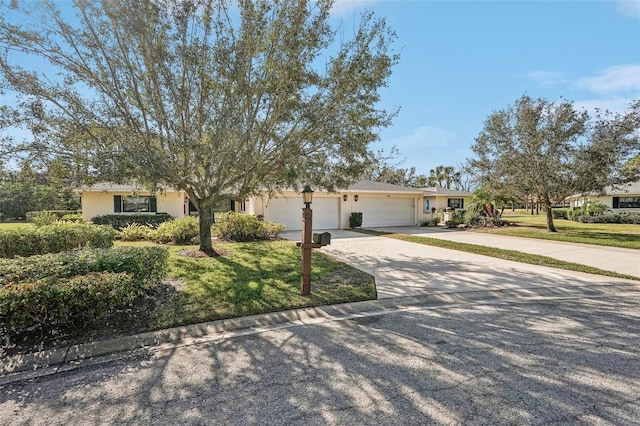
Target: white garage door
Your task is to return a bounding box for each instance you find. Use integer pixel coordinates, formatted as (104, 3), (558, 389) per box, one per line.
(358, 197), (414, 227)
(265, 197), (340, 231)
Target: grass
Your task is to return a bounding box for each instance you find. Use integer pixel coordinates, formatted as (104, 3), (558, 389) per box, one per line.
(0, 221), (33, 230)
(119, 240), (376, 331)
(358, 229), (640, 282)
(476, 210), (640, 249)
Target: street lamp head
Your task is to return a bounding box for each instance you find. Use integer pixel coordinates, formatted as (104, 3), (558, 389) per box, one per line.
(302, 185), (314, 208)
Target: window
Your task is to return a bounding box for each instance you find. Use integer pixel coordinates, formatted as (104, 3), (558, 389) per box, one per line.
(447, 198), (464, 210)
(613, 196), (640, 209)
(114, 195), (157, 213)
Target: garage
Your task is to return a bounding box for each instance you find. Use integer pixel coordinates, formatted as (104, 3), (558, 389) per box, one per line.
(264, 196), (340, 231)
(358, 197), (415, 227)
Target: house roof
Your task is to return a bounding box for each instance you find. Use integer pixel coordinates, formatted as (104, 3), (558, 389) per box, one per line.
(421, 186), (472, 196)
(345, 180), (424, 194)
(569, 181), (640, 198)
(602, 181), (640, 195)
(76, 183), (184, 193)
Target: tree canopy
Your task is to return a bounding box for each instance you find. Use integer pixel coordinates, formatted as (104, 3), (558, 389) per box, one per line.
(0, 0), (399, 253)
(469, 95), (639, 232)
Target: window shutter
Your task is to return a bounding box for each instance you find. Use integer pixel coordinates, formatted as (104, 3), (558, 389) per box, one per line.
(460, 199), (464, 209)
(114, 195), (122, 213)
(150, 196), (157, 212)
(612, 197), (619, 209)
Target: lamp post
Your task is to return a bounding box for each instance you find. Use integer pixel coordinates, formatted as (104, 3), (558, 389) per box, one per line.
(300, 185), (314, 295)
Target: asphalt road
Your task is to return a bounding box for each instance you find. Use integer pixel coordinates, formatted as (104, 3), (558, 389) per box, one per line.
(2, 292), (639, 425)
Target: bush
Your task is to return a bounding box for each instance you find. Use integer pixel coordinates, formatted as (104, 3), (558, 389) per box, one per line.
(91, 213), (173, 230)
(31, 211), (60, 227)
(119, 223), (152, 241)
(445, 210), (465, 228)
(0, 246), (169, 288)
(577, 212), (640, 224)
(214, 212), (284, 241)
(150, 216), (200, 244)
(26, 210), (82, 222)
(0, 223), (116, 258)
(349, 212), (363, 229)
(552, 208), (569, 220)
(0, 272), (136, 332)
(61, 213), (83, 222)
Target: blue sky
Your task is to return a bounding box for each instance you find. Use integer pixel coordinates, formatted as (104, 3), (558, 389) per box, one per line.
(331, 0), (640, 176)
(2, 0), (639, 178)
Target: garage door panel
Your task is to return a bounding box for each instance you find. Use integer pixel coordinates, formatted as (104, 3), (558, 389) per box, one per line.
(266, 197), (339, 231)
(359, 197), (414, 227)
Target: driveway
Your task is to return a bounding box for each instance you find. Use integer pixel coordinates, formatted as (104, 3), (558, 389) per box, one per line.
(281, 229), (640, 299)
(372, 226), (640, 277)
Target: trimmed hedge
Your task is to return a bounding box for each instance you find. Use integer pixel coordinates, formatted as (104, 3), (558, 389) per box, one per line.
(0, 223), (116, 258)
(576, 211), (640, 224)
(0, 246), (169, 287)
(214, 212), (285, 241)
(91, 213), (173, 230)
(0, 246), (169, 334)
(0, 272), (136, 331)
(349, 212), (363, 229)
(552, 208), (569, 220)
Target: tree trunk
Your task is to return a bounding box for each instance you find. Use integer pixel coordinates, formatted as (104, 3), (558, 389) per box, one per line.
(545, 202), (557, 232)
(198, 205), (217, 256)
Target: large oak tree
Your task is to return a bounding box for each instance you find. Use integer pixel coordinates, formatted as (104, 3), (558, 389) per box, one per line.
(469, 95), (639, 232)
(0, 0), (398, 254)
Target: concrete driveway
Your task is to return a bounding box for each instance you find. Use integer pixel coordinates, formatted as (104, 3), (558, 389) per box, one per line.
(372, 226), (640, 277)
(282, 229), (640, 299)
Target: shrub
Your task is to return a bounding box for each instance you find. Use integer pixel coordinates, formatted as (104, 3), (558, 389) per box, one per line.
(577, 212), (640, 224)
(26, 210), (82, 222)
(0, 246), (169, 288)
(552, 208), (569, 220)
(31, 211), (60, 227)
(0, 272), (136, 332)
(119, 223), (152, 241)
(445, 210), (464, 228)
(150, 216), (199, 244)
(349, 212), (363, 229)
(214, 212), (284, 241)
(61, 213), (83, 222)
(91, 213), (173, 230)
(258, 221), (286, 239)
(0, 223), (116, 258)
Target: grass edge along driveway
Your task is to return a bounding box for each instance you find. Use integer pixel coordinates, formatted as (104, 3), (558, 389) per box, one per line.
(356, 230), (640, 282)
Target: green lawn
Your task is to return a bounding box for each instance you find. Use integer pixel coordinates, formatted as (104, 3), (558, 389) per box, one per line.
(479, 210), (640, 249)
(0, 221), (33, 230)
(118, 240), (376, 332)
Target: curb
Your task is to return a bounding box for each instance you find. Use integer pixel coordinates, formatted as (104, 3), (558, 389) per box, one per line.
(2, 282), (640, 383)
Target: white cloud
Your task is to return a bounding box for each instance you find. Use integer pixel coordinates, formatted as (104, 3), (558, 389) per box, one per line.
(331, 0), (379, 17)
(525, 70), (568, 87)
(617, 0), (640, 17)
(574, 96), (636, 115)
(576, 64), (640, 94)
(387, 125), (455, 150)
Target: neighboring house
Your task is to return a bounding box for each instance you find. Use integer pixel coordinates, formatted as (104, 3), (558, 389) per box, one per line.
(77, 180), (471, 230)
(567, 181), (640, 211)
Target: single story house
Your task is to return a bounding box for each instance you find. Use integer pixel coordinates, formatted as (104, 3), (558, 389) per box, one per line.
(566, 181), (640, 211)
(77, 181), (471, 230)
(77, 183), (189, 222)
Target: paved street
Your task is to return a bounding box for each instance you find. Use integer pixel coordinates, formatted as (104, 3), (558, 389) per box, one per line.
(1, 293), (639, 425)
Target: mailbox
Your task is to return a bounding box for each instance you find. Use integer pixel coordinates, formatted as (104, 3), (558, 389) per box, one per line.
(312, 232), (331, 246)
